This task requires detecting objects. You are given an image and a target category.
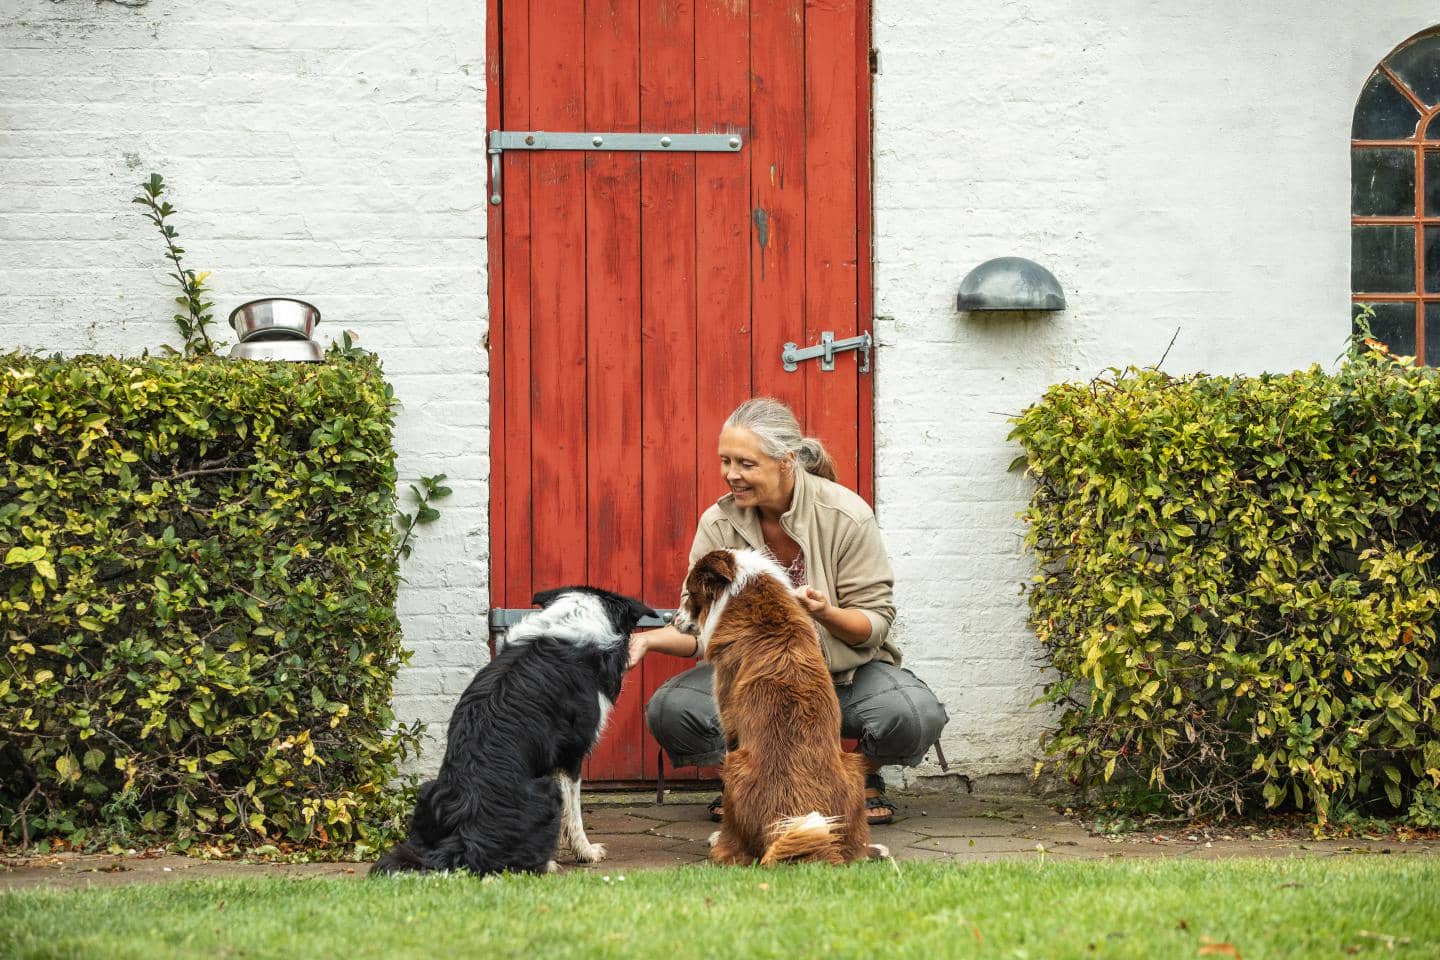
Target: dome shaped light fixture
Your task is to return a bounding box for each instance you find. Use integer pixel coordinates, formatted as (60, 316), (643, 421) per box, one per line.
(956, 257), (1067, 312)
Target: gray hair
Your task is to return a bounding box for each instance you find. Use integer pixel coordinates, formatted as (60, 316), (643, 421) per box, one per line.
(724, 397), (837, 481)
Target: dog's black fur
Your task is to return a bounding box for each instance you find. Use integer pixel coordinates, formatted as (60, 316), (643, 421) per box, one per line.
(370, 586), (655, 876)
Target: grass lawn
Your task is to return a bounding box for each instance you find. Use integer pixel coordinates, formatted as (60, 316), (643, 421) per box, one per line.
(3, 857), (1438, 959)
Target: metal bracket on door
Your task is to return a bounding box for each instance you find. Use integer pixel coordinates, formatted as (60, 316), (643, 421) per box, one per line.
(488, 607), (676, 651)
(782, 331), (873, 373)
(487, 130), (743, 204)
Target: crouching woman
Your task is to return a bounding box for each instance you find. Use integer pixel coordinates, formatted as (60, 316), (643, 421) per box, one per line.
(628, 397), (949, 824)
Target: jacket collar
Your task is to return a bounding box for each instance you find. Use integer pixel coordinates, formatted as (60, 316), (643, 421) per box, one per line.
(716, 464), (815, 546)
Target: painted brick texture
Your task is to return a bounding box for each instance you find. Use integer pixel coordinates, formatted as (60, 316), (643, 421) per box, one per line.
(0, 0), (490, 771)
(869, 1), (1440, 781)
(7, 0), (1440, 783)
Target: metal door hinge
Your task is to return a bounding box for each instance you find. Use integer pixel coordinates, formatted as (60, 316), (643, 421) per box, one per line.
(487, 130), (743, 205)
(782, 331), (873, 373)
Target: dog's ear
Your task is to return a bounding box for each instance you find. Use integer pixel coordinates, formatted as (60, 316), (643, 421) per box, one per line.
(691, 549), (738, 597)
(531, 587), (567, 608)
(627, 597), (659, 623)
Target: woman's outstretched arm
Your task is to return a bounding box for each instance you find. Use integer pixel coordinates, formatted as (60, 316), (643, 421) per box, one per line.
(628, 623), (700, 668)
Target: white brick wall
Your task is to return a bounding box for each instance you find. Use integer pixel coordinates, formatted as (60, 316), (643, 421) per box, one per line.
(871, 1), (1440, 781)
(5, 0), (1440, 783)
(0, 0), (490, 770)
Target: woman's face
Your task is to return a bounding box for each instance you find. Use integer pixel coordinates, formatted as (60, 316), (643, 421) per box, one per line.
(718, 426), (794, 514)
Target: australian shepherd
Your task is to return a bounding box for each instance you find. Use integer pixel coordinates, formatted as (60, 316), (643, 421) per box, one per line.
(684, 548), (874, 865)
(370, 586), (656, 876)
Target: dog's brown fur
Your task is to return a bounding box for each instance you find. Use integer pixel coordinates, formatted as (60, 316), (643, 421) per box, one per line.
(684, 548), (871, 865)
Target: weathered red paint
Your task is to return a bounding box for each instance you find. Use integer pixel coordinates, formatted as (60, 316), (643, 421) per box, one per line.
(490, 0), (875, 784)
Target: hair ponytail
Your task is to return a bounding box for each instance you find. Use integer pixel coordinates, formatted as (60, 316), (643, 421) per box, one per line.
(795, 437), (837, 481)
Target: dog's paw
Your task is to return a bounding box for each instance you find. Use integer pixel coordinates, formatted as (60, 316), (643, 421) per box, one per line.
(707, 830), (721, 848)
(544, 860), (560, 874)
(867, 843), (891, 860)
(573, 842), (607, 863)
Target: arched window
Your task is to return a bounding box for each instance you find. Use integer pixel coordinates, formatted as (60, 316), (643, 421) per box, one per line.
(1352, 29), (1440, 361)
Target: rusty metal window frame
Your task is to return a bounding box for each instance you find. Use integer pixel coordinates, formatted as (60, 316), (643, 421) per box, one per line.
(1352, 32), (1440, 363)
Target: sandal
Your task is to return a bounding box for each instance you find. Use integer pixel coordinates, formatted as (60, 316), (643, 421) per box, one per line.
(865, 773), (897, 826)
(707, 795), (724, 823)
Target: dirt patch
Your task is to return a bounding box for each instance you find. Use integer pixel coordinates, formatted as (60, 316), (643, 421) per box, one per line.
(1, 851), (367, 891)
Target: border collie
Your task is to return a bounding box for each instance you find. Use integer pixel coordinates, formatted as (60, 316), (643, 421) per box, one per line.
(370, 586), (656, 876)
(684, 548), (875, 865)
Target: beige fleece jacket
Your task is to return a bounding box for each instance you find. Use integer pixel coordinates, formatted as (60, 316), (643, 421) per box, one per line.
(671, 466), (900, 684)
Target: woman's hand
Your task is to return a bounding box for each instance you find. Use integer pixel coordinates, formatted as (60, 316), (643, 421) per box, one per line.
(793, 585), (830, 616)
(627, 630), (650, 669)
(792, 586), (873, 647)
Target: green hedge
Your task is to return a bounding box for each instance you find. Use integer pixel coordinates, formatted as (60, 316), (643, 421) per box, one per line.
(0, 353), (420, 851)
(1011, 347), (1440, 820)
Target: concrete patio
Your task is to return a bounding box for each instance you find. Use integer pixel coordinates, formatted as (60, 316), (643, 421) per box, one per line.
(4, 789), (1437, 890)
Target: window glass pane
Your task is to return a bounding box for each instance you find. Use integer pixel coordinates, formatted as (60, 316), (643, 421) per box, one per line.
(1427, 151), (1440, 214)
(1353, 148), (1415, 215)
(1352, 225), (1416, 292)
(1353, 71), (1421, 139)
(1427, 304), (1440, 361)
(1426, 228), (1440, 292)
(1428, 117), (1440, 140)
(1356, 301), (1417, 357)
(1387, 34), (1440, 107)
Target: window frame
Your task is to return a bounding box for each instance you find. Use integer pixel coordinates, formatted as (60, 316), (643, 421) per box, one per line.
(1352, 40), (1440, 362)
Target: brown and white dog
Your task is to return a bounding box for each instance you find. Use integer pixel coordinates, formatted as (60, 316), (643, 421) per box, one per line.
(683, 548), (875, 865)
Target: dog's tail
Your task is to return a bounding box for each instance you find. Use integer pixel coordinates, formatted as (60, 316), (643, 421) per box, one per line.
(369, 841), (428, 876)
(759, 811), (845, 865)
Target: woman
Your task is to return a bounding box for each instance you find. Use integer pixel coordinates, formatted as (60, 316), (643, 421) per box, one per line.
(628, 398), (949, 825)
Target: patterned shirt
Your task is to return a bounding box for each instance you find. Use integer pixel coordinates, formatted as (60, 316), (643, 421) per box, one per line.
(783, 548), (808, 588)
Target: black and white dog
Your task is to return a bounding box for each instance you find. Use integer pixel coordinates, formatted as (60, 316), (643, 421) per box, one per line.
(371, 586), (655, 876)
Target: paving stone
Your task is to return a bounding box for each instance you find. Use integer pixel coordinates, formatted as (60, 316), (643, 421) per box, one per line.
(661, 838), (712, 856)
(558, 834), (706, 871)
(578, 811), (664, 835)
(7, 792), (1440, 889)
(646, 819), (722, 842)
(907, 834), (1047, 856)
(868, 826), (927, 850)
(909, 817), (1045, 838)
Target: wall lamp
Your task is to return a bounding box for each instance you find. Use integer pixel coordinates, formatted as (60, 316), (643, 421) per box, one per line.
(956, 257), (1067, 312)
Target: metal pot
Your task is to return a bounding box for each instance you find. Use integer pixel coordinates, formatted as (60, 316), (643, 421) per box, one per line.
(229, 338), (324, 362)
(228, 298), (321, 341)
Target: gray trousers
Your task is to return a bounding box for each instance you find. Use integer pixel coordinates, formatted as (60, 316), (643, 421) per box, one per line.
(645, 660), (949, 768)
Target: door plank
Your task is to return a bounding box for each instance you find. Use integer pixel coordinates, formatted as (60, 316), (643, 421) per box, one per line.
(646, 0), (756, 785)
(487, 0), (506, 605)
(529, 0), (589, 592)
(695, 0), (753, 520)
(802, 0), (860, 489)
(749, 0), (806, 415)
(500, 0), (534, 607)
(583, 0), (646, 783)
(638, 0), (701, 782)
(854, 1), (874, 504)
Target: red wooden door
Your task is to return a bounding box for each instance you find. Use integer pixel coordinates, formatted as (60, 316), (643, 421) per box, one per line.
(487, 0), (874, 785)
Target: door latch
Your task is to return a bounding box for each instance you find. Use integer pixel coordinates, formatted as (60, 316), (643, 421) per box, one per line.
(782, 331), (872, 373)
